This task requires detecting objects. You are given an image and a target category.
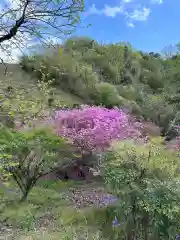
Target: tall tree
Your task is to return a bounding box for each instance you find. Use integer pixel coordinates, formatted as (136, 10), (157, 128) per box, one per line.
(0, 0), (84, 62)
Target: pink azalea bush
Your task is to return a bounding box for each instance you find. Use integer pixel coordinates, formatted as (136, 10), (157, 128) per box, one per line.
(53, 105), (145, 152)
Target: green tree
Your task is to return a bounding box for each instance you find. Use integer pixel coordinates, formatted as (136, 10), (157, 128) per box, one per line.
(0, 126), (73, 201)
(0, 0), (84, 67)
(0, 0), (84, 44)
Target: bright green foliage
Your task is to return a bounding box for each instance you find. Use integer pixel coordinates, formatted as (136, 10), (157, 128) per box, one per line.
(163, 53), (180, 111)
(19, 38), (180, 139)
(0, 126), (19, 181)
(140, 57), (164, 91)
(139, 94), (176, 136)
(93, 83), (123, 108)
(116, 85), (139, 101)
(20, 40), (145, 115)
(0, 78), (56, 127)
(21, 52), (98, 103)
(0, 127), (73, 201)
(64, 37), (95, 52)
(104, 138), (180, 239)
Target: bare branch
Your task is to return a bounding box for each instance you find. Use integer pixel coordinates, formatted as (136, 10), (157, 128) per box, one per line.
(0, 0), (30, 43)
(0, 0), (84, 45)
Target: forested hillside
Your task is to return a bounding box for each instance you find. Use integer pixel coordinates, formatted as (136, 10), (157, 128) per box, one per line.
(20, 37), (180, 140)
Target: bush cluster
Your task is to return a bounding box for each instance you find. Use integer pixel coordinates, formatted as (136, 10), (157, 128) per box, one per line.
(20, 38), (180, 140)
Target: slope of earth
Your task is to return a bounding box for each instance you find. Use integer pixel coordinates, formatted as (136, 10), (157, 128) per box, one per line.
(0, 64), (83, 107)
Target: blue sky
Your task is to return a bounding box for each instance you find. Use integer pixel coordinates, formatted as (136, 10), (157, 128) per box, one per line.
(0, 0), (179, 62)
(74, 0), (179, 53)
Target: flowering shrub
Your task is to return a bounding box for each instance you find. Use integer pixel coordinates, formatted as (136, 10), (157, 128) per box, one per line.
(54, 106), (144, 153)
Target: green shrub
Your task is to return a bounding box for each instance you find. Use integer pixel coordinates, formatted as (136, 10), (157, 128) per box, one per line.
(21, 51), (99, 102)
(103, 138), (180, 239)
(140, 57), (164, 91)
(93, 82), (123, 108)
(64, 36), (96, 52)
(140, 94), (175, 135)
(116, 85), (139, 101)
(79, 47), (122, 84)
(20, 55), (36, 72)
(0, 127), (73, 201)
(67, 61), (98, 100)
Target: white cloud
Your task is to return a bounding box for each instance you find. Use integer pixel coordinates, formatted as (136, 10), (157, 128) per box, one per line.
(0, 45), (21, 63)
(122, 0), (135, 3)
(88, 0), (163, 28)
(103, 5), (124, 17)
(88, 4), (101, 15)
(122, 0), (133, 3)
(151, 0), (163, 4)
(126, 22), (135, 28)
(127, 7), (151, 21)
(89, 4), (124, 18)
(89, 2), (152, 27)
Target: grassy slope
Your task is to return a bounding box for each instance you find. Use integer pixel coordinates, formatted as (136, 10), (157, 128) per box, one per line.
(0, 180), (107, 240)
(0, 64), (83, 107)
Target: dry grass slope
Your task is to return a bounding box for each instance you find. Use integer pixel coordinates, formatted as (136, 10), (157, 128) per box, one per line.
(0, 64), (83, 107)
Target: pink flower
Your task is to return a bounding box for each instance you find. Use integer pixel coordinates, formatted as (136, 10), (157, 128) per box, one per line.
(53, 106), (145, 153)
